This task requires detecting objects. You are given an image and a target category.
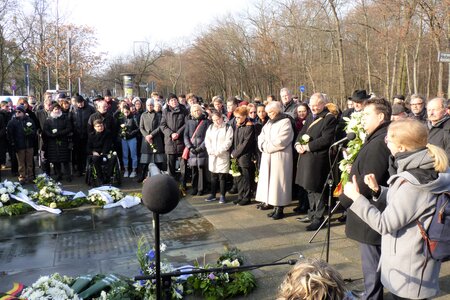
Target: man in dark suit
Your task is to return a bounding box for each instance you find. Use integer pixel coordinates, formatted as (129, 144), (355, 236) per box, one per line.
(339, 97), (392, 300)
(295, 93), (338, 231)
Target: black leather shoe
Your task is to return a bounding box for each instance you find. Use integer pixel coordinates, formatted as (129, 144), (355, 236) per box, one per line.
(271, 207), (284, 220)
(296, 216), (312, 223)
(238, 199), (250, 206)
(256, 202), (263, 209)
(228, 188), (238, 194)
(338, 214), (347, 223)
(233, 198), (241, 205)
(267, 209), (276, 218)
(260, 204), (273, 210)
(306, 220), (322, 231)
(293, 206), (308, 214)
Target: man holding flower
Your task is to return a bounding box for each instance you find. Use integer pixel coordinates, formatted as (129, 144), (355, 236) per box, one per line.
(6, 105), (36, 184)
(295, 93), (337, 231)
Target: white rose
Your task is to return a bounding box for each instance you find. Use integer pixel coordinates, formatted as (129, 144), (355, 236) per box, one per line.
(49, 202), (57, 209)
(0, 188), (6, 194)
(221, 259), (232, 267)
(52, 129), (57, 133)
(1, 193), (10, 202)
(0, 202), (3, 208)
(120, 124), (125, 128)
(231, 259), (240, 267)
(26, 122), (32, 127)
(7, 186), (15, 193)
(160, 243), (167, 252)
(112, 151), (117, 155)
(302, 134), (310, 143)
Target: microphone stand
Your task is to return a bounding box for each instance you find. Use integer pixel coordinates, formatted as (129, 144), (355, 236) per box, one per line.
(153, 212), (162, 300)
(308, 144), (344, 263)
(135, 260), (298, 300)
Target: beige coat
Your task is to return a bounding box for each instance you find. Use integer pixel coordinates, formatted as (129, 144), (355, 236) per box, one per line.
(205, 123), (233, 174)
(255, 116), (294, 206)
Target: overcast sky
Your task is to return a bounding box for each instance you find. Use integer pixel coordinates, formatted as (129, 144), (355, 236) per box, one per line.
(57, 0), (255, 58)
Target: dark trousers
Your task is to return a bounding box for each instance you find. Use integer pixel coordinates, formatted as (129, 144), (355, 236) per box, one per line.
(72, 137), (87, 174)
(360, 243), (383, 300)
(53, 161), (71, 180)
(307, 191), (325, 221)
(191, 166), (205, 193)
(392, 295), (425, 300)
(237, 166), (252, 201)
(211, 173), (226, 196)
(167, 154), (187, 187)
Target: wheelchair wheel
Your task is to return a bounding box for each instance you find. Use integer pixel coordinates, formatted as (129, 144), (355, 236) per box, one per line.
(85, 163), (99, 187)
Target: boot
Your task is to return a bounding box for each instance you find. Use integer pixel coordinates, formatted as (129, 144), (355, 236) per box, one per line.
(272, 207), (284, 220)
(137, 164), (148, 183)
(267, 208), (276, 218)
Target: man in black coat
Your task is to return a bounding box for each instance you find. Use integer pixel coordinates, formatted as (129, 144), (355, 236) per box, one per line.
(295, 93), (337, 231)
(280, 87), (298, 119)
(70, 95), (96, 176)
(407, 94), (427, 123)
(160, 93), (188, 184)
(7, 105), (37, 184)
(427, 97), (450, 162)
(339, 98), (392, 300)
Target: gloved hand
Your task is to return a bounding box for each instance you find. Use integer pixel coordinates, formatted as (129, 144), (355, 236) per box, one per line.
(195, 147), (204, 153)
(190, 147), (198, 155)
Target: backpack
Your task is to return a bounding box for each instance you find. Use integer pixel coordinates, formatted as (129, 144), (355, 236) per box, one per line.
(416, 192), (450, 261)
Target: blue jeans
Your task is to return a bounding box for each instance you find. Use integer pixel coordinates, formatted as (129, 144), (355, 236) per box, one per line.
(121, 138), (138, 169)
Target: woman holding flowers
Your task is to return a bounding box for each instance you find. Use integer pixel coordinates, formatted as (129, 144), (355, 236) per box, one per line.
(138, 99), (165, 182)
(255, 101), (294, 220)
(118, 105), (139, 178)
(43, 103), (73, 182)
(6, 105), (36, 184)
(231, 106), (255, 206)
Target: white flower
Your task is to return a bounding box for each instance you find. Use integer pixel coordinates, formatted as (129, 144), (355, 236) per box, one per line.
(0, 202), (3, 208)
(4, 181), (13, 188)
(221, 259), (232, 267)
(7, 186), (14, 194)
(52, 129), (57, 133)
(49, 202), (57, 209)
(120, 124), (125, 128)
(26, 122), (32, 127)
(0, 188), (6, 194)
(160, 243), (167, 252)
(301, 134), (310, 143)
(112, 151), (117, 155)
(231, 259), (240, 267)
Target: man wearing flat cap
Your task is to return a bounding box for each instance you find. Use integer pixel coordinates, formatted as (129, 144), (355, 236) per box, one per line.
(393, 94), (410, 114)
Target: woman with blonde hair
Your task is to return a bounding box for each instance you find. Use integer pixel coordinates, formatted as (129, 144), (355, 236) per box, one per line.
(344, 118), (450, 299)
(277, 259), (350, 300)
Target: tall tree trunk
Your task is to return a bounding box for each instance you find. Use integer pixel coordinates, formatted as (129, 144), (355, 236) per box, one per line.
(328, 0), (346, 100)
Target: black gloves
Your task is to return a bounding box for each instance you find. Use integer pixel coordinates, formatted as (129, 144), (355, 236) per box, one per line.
(190, 147), (198, 155)
(195, 147), (204, 153)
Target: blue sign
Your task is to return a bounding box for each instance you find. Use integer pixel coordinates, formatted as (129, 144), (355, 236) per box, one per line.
(299, 85), (305, 93)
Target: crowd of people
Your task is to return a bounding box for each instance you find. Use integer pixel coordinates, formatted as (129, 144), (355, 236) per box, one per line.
(0, 87), (449, 299)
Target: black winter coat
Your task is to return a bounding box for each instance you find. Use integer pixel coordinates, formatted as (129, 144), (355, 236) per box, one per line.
(43, 114), (73, 163)
(7, 116), (36, 150)
(231, 119), (255, 168)
(295, 109), (338, 192)
(70, 102), (96, 140)
(339, 122), (391, 245)
(140, 110), (164, 154)
(87, 112), (116, 137)
(118, 115), (139, 140)
(428, 115), (450, 162)
(184, 114), (210, 167)
(87, 129), (113, 155)
(160, 105), (188, 155)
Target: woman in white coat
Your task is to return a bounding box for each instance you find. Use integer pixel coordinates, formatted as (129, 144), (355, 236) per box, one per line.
(205, 111), (233, 203)
(256, 101), (294, 220)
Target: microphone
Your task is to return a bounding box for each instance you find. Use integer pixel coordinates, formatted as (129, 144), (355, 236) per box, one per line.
(142, 174), (180, 214)
(330, 132), (356, 148)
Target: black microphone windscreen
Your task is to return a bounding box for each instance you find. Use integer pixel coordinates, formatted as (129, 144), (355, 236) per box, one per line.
(346, 132), (357, 141)
(142, 174), (180, 214)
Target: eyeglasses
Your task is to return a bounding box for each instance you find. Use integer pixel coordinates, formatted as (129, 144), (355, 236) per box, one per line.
(410, 103), (424, 106)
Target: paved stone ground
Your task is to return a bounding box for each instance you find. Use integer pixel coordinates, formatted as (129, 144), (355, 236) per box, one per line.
(0, 171), (449, 299)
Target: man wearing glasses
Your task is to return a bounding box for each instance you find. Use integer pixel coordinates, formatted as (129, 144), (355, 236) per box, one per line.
(408, 94), (427, 123)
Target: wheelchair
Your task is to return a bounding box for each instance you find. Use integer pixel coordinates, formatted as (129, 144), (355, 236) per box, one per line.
(85, 153), (122, 187)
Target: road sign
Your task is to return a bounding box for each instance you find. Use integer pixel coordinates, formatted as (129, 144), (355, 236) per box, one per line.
(299, 85), (305, 93)
(438, 52), (450, 63)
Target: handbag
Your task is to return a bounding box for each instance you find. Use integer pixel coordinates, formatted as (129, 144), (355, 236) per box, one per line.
(181, 120), (204, 160)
